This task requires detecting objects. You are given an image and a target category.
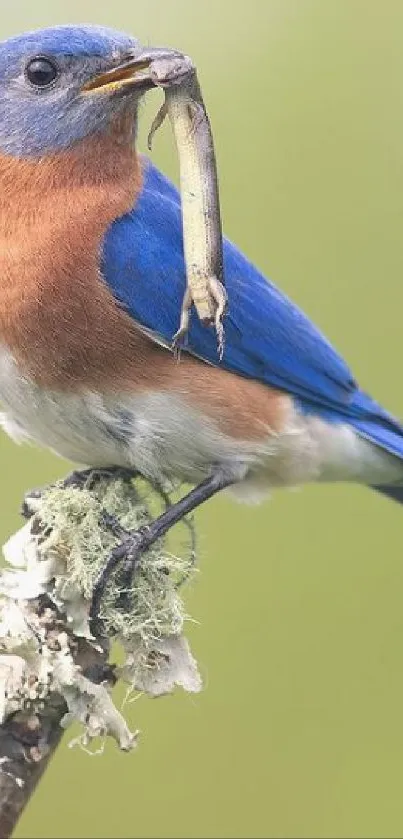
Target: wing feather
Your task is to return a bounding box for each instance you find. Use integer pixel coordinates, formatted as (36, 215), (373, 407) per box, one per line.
(102, 158), (356, 411)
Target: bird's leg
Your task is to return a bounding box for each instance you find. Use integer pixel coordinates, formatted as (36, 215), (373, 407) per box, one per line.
(89, 468), (235, 635)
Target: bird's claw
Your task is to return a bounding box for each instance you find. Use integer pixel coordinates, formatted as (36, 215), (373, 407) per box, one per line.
(114, 529), (148, 611)
(99, 510), (129, 540)
(89, 524), (150, 636)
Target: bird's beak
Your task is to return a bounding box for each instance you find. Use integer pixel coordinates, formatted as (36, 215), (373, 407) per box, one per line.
(82, 46), (186, 95)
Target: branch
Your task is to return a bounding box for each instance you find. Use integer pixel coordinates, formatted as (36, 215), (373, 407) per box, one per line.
(0, 692), (66, 838)
(0, 473), (201, 837)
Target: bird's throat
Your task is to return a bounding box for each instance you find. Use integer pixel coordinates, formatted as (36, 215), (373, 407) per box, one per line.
(0, 129), (145, 388)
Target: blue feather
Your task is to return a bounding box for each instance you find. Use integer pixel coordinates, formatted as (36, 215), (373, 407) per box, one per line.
(103, 159), (356, 406)
(102, 157), (403, 472)
(1, 25), (135, 59)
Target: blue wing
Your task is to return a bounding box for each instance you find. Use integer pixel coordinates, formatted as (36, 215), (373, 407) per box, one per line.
(102, 158), (357, 412)
(102, 158), (403, 463)
(101, 158), (403, 482)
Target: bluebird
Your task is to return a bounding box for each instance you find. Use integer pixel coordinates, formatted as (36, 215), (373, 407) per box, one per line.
(0, 24), (401, 619)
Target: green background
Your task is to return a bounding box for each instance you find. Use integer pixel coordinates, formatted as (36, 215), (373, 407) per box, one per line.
(1, 0), (403, 836)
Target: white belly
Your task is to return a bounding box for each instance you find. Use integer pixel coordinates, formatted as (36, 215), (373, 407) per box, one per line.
(0, 348), (277, 484)
(0, 348), (400, 497)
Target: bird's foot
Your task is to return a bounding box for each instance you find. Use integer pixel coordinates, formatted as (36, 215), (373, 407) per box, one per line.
(89, 524), (151, 638)
(89, 468), (235, 638)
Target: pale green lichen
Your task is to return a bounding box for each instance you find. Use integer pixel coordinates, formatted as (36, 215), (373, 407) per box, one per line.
(0, 474), (201, 752)
(35, 477), (194, 643)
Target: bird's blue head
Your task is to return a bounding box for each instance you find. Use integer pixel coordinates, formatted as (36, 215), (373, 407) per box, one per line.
(0, 25), (171, 157)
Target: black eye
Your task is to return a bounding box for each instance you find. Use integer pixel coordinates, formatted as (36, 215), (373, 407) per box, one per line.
(25, 56), (59, 88)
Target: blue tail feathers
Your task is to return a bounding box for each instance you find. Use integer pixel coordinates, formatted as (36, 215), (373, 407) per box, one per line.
(348, 390), (403, 462)
(372, 484), (403, 505)
(347, 391), (403, 505)
(304, 388), (403, 505)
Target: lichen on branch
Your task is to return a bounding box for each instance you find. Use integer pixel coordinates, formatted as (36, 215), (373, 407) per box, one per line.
(0, 473), (201, 759)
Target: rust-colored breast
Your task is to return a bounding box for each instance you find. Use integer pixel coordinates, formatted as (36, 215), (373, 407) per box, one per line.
(0, 126), (289, 442)
(0, 122), (146, 389)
